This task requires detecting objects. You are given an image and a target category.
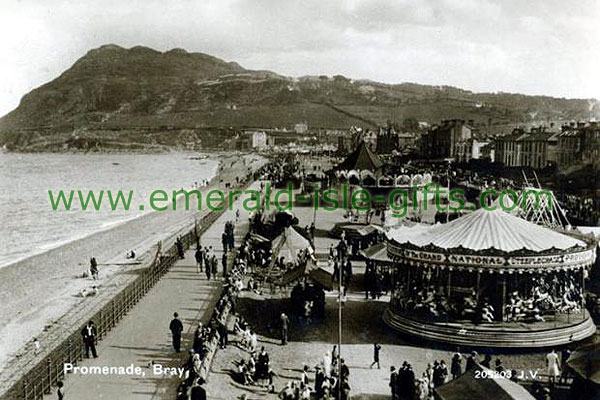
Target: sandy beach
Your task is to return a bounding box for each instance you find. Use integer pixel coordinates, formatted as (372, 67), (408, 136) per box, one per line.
(0, 152), (265, 372)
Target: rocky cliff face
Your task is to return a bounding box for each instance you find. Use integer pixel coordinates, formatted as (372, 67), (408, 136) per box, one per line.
(1, 44), (598, 151)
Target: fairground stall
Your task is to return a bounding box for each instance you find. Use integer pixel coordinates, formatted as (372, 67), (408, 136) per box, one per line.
(384, 208), (597, 348)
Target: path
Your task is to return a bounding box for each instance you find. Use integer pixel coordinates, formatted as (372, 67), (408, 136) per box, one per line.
(43, 182), (259, 400)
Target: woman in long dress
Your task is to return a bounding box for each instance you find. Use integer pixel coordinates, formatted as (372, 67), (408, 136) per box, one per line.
(546, 349), (561, 383)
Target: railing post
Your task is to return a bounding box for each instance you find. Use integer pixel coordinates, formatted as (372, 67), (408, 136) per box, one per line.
(46, 358), (52, 394)
(66, 339), (71, 364)
(22, 377), (28, 400)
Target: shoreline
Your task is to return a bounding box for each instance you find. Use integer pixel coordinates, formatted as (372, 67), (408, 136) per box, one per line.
(0, 150), (231, 269)
(0, 152), (265, 371)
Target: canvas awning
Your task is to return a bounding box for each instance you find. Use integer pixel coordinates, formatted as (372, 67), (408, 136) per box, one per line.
(567, 343), (600, 385)
(360, 242), (391, 263)
(278, 262), (333, 290)
(332, 223), (378, 240)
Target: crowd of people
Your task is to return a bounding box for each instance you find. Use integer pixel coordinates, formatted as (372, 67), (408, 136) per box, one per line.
(562, 194), (600, 226)
(174, 223), (250, 399)
(364, 261), (391, 299)
(387, 350), (522, 400)
(273, 346), (350, 400)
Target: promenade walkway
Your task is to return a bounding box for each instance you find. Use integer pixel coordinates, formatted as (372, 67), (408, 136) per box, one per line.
(42, 183), (258, 400)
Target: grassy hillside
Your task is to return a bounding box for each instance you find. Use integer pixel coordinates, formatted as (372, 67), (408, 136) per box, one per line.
(1, 44), (598, 151)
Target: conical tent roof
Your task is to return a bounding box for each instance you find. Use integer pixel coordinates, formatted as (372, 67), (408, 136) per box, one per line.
(388, 208), (585, 252)
(435, 365), (535, 400)
(273, 226), (313, 263)
(334, 141), (384, 172)
(567, 343), (600, 385)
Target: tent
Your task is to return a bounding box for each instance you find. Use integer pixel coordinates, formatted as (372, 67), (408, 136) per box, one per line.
(333, 141), (384, 172)
(279, 262), (334, 290)
(435, 366), (535, 400)
(272, 226), (313, 264)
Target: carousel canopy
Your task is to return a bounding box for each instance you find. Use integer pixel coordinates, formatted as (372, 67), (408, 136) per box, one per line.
(387, 208), (595, 271)
(333, 141), (383, 172)
(273, 226), (313, 263)
(435, 365), (535, 400)
(388, 208), (585, 252)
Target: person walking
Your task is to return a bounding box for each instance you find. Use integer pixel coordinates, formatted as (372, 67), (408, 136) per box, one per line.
(211, 255), (218, 279)
(56, 381), (64, 400)
(90, 257), (98, 280)
(280, 313), (289, 345)
(195, 246), (204, 273)
(451, 353), (462, 380)
(546, 349), (560, 384)
(205, 259), (212, 280)
(169, 312), (184, 353)
(221, 232), (228, 253)
(370, 343), (382, 369)
(176, 237), (185, 259)
(81, 320), (98, 358)
(389, 366), (399, 400)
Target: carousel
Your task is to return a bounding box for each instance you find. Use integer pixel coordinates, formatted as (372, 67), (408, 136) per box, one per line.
(383, 208), (597, 348)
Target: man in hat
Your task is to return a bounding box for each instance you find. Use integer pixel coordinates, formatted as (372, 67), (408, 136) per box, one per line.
(169, 312), (184, 352)
(405, 363), (416, 400)
(81, 320), (98, 358)
(389, 366), (399, 400)
(280, 313), (289, 345)
(195, 246), (204, 273)
(466, 351), (479, 371)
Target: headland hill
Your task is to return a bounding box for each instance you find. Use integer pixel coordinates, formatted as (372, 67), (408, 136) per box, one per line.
(0, 44), (598, 153)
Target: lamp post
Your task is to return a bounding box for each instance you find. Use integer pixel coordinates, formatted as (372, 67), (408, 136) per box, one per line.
(338, 251), (343, 400)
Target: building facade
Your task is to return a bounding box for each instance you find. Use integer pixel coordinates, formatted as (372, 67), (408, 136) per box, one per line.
(421, 119), (473, 162)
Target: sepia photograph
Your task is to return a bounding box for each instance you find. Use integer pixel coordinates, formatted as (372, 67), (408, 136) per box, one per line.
(0, 1), (599, 399)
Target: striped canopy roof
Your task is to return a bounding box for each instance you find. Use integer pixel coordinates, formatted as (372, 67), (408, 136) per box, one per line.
(387, 208), (586, 252)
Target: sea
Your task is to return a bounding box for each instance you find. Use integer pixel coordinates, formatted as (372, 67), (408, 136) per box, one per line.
(0, 153), (219, 268)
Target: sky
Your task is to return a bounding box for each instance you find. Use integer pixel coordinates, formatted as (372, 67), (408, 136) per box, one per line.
(0, 0), (599, 117)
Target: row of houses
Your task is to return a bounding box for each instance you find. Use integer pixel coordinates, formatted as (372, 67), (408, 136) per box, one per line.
(419, 119), (599, 169)
(495, 122), (600, 169)
(233, 119), (599, 171)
